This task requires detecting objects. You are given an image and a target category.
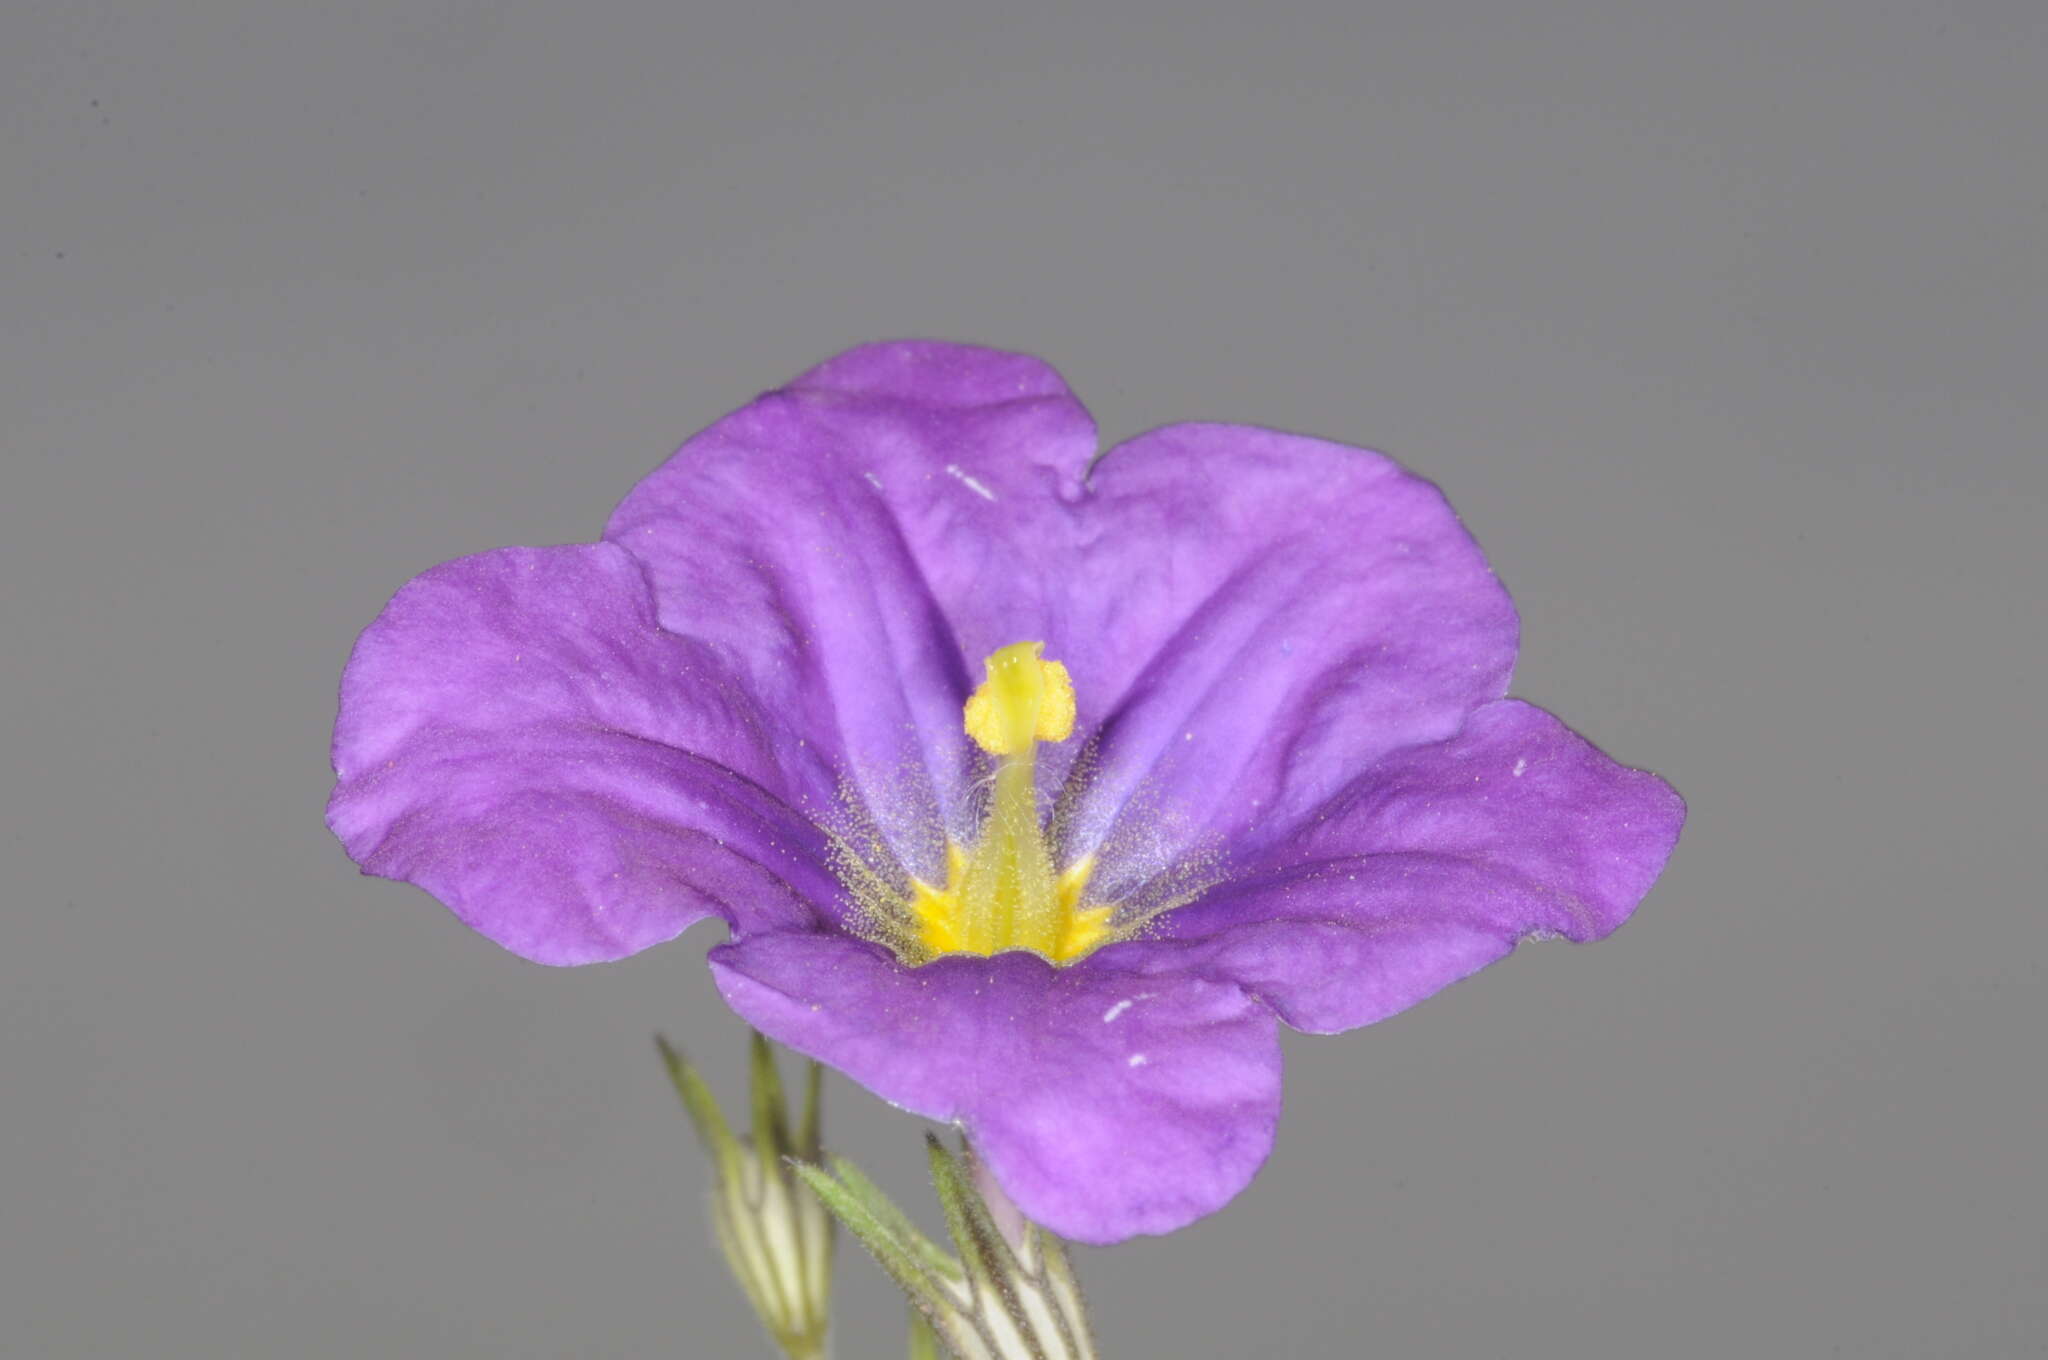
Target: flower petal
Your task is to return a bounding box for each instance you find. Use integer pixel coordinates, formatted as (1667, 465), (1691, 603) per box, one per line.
(1051, 423), (1520, 890)
(327, 543), (844, 964)
(707, 934), (1283, 1244)
(604, 340), (1099, 868)
(1107, 700), (1684, 1032)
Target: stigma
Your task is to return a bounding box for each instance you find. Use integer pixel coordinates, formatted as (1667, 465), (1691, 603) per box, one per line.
(908, 642), (1112, 964)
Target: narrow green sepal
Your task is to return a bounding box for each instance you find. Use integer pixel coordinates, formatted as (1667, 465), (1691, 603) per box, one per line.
(796, 1134), (1100, 1360)
(827, 1154), (962, 1282)
(791, 1160), (948, 1312)
(749, 1029), (793, 1162)
(654, 1034), (744, 1187)
(910, 1309), (943, 1360)
(1033, 1229), (1097, 1358)
(926, 1135), (1049, 1359)
(796, 1059), (825, 1161)
(926, 1136), (1025, 1281)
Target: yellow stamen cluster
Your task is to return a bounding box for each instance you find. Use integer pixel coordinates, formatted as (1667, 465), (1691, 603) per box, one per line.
(907, 642), (1112, 964)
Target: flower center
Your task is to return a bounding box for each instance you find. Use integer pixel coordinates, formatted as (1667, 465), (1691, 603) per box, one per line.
(907, 642), (1113, 963)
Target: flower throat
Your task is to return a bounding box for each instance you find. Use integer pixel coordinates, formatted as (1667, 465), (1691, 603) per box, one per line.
(904, 642), (1110, 963)
(832, 642), (1223, 968)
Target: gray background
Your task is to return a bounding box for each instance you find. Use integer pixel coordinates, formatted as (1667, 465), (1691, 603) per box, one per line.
(5, 3), (2042, 1356)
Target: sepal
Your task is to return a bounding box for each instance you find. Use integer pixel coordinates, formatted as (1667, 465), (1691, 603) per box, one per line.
(796, 1135), (1100, 1360)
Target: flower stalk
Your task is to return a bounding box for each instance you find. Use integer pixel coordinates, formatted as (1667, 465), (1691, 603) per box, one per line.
(658, 1032), (834, 1360)
(796, 1135), (1099, 1360)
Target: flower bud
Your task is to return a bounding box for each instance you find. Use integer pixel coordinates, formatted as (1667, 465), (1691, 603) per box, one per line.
(658, 1033), (833, 1360)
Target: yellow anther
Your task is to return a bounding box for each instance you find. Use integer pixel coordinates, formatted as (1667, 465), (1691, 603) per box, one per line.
(909, 843), (972, 954)
(1054, 854), (1096, 916)
(1051, 856), (1109, 962)
(1054, 905), (1115, 963)
(963, 642), (1075, 756)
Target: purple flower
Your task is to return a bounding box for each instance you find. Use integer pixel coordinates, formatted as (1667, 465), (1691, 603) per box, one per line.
(328, 341), (1683, 1245)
